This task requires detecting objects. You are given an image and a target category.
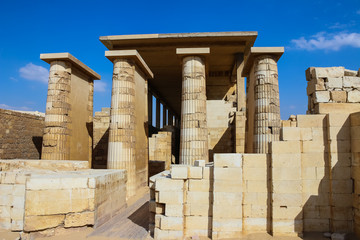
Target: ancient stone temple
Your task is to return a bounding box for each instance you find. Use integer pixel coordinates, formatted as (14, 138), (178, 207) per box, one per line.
(1, 31), (360, 240)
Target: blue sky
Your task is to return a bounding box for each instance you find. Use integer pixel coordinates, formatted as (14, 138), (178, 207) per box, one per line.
(0, 0), (359, 119)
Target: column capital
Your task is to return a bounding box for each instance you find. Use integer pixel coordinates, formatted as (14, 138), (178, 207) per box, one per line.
(105, 50), (153, 79)
(40, 52), (101, 80)
(176, 47), (210, 56)
(242, 47), (284, 77)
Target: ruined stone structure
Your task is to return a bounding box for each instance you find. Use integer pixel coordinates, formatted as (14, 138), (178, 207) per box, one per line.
(0, 109), (44, 159)
(40, 53), (100, 164)
(2, 31), (360, 239)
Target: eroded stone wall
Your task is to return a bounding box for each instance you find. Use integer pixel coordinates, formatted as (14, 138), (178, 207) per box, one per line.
(93, 108), (110, 169)
(0, 160), (126, 235)
(306, 67), (360, 114)
(0, 109), (44, 159)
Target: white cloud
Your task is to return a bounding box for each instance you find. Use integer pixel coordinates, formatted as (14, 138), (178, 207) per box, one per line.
(0, 103), (31, 111)
(94, 81), (107, 92)
(19, 63), (49, 84)
(289, 105), (296, 110)
(291, 32), (360, 51)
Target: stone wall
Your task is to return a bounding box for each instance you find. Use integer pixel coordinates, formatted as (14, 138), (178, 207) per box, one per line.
(306, 67), (360, 114)
(351, 112), (360, 238)
(0, 109), (44, 159)
(93, 108), (110, 169)
(0, 160), (126, 236)
(150, 111), (360, 238)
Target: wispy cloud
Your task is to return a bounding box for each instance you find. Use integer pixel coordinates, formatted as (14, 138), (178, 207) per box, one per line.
(357, 9), (360, 15)
(94, 81), (107, 92)
(291, 32), (360, 51)
(19, 63), (49, 84)
(10, 77), (18, 82)
(0, 103), (31, 111)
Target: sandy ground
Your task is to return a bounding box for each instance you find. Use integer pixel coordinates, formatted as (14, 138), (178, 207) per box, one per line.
(1, 230), (358, 240)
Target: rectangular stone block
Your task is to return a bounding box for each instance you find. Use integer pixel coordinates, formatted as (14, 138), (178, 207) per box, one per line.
(331, 193), (352, 207)
(272, 168), (301, 180)
(149, 200), (165, 214)
(188, 166), (202, 179)
(243, 168), (266, 181)
(159, 216), (183, 230)
(165, 204), (183, 217)
(245, 180), (267, 193)
(186, 203), (211, 217)
(24, 215), (65, 232)
(302, 141), (326, 153)
(272, 180), (302, 193)
(213, 153), (242, 168)
(26, 176), (88, 190)
(243, 192), (268, 205)
(272, 219), (303, 235)
(328, 127), (350, 140)
(326, 77), (343, 88)
(158, 191), (183, 204)
(213, 204), (242, 219)
(243, 154), (268, 168)
(155, 178), (184, 191)
(213, 168), (242, 181)
(270, 141), (301, 154)
(213, 192), (242, 205)
(302, 153), (327, 167)
(300, 128), (313, 141)
(154, 228), (183, 240)
(171, 165), (188, 179)
(194, 160), (205, 167)
(212, 218), (242, 231)
(271, 153), (301, 168)
(187, 191), (212, 204)
(297, 114), (326, 128)
(64, 211), (94, 227)
(303, 219), (330, 232)
(185, 216), (211, 230)
(243, 218), (268, 232)
(188, 179), (212, 192)
(281, 127), (301, 141)
(272, 193), (302, 207)
(273, 206), (302, 220)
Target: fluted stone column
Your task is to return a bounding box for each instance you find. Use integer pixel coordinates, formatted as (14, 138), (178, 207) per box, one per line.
(42, 61), (72, 160)
(178, 52), (209, 165)
(253, 55), (281, 153)
(107, 58), (137, 197)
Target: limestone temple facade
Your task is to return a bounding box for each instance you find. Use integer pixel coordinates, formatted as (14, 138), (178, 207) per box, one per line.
(1, 32), (360, 239)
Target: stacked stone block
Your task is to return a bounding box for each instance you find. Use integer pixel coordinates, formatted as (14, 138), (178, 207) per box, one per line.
(149, 131), (173, 170)
(93, 108), (110, 169)
(270, 140), (303, 237)
(179, 56), (209, 165)
(306, 67), (360, 113)
(235, 111), (246, 153)
(351, 112), (360, 238)
(253, 56), (281, 153)
(242, 154), (269, 233)
(212, 154), (242, 239)
(296, 115), (331, 232)
(0, 109), (44, 159)
(207, 100), (236, 161)
(0, 160), (126, 234)
(327, 113), (353, 232)
(42, 61), (72, 160)
(149, 170), (184, 240)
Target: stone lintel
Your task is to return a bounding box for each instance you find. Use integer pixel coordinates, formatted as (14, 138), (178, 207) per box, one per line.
(242, 47), (284, 77)
(105, 50), (154, 79)
(176, 47), (210, 55)
(40, 52), (101, 80)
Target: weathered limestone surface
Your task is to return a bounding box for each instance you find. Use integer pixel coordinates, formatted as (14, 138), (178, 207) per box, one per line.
(41, 60), (72, 160)
(0, 160), (126, 234)
(351, 112), (360, 238)
(40, 53), (100, 164)
(93, 108), (110, 169)
(107, 58), (137, 198)
(306, 66), (360, 114)
(253, 56), (281, 153)
(179, 56), (209, 165)
(0, 109), (44, 159)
